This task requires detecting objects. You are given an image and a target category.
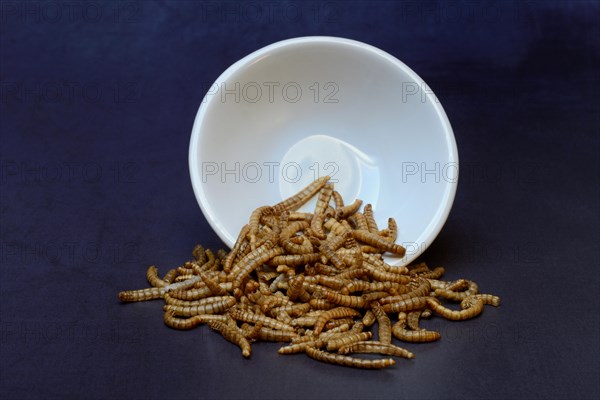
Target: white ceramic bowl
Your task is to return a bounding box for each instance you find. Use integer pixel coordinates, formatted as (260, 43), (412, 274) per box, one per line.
(189, 36), (458, 266)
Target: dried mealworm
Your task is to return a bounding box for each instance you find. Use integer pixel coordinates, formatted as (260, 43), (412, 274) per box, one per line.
(434, 280), (479, 301)
(231, 245), (283, 295)
(363, 204), (379, 233)
(118, 287), (163, 302)
(406, 311), (422, 331)
(272, 176), (330, 213)
(163, 296), (236, 317)
(192, 244), (207, 263)
(314, 307), (361, 335)
(386, 218), (398, 243)
(472, 294), (501, 306)
(325, 331), (373, 351)
(362, 310), (376, 327)
(350, 212), (369, 231)
(146, 266), (168, 288)
(392, 313), (441, 342)
(248, 206), (273, 249)
(164, 312), (229, 330)
(381, 296), (430, 313)
(371, 303), (392, 344)
(417, 267), (445, 280)
(229, 308), (295, 332)
(353, 229), (406, 255)
(338, 341), (415, 359)
(426, 296), (484, 321)
(323, 218), (351, 236)
(162, 268), (178, 284)
(335, 199), (363, 219)
(379, 279), (431, 304)
(309, 298), (336, 310)
(208, 320), (252, 358)
(282, 236), (314, 254)
(332, 190), (344, 209)
(317, 289), (366, 308)
(223, 224), (250, 273)
(199, 271), (228, 296)
(311, 183), (334, 239)
(305, 346), (395, 369)
(268, 253), (321, 267)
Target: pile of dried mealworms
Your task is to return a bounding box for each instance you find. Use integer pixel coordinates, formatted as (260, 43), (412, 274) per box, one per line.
(118, 176), (500, 369)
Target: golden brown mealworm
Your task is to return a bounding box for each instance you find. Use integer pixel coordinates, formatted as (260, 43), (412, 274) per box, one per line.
(272, 176), (330, 213)
(261, 295), (292, 313)
(118, 287), (163, 302)
(353, 230), (406, 255)
(406, 311), (422, 331)
(162, 268), (178, 284)
(199, 271), (228, 296)
(287, 211), (314, 221)
(313, 307), (361, 335)
(317, 290), (366, 308)
(335, 198), (363, 220)
(363, 204), (379, 233)
(282, 236), (313, 254)
(232, 246), (283, 295)
(371, 303), (392, 344)
(192, 244), (207, 263)
(319, 233), (347, 269)
(309, 298), (336, 310)
(472, 294), (501, 306)
(268, 253), (321, 267)
(338, 341), (415, 359)
(427, 296), (484, 320)
(392, 313), (441, 342)
(305, 346), (395, 369)
(163, 312), (229, 330)
(386, 218), (398, 243)
(146, 266), (168, 288)
(228, 308), (295, 332)
(163, 296), (236, 317)
(434, 280), (479, 301)
(363, 263), (410, 284)
(278, 340), (324, 354)
(248, 205), (274, 249)
(304, 275), (347, 291)
(362, 253), (409, 274)
(362, 310), (376, 327)
(223, 224), (250, 273)
(208, 320), (252, 358)
(417, 267), (445, 279)
(381, 296), (430, 313)
(174, 274), (196, 282)
(279, 221), (309, 242)
(332, 190), (344, 209)
(323, 318), (356, 331)
(326, 331), (373, 351)
(311, 183), (334, 239)
(323, 218), (351, 236)
(379, 279), (431, 304)
(269, 303), (310, 318)
(286, 275), (311, 302)
(349, 212), (369, 231)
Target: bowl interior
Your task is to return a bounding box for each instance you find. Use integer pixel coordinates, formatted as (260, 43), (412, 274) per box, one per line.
(189, 37), (458, 266)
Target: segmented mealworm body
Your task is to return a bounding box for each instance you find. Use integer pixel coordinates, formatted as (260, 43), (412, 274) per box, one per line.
(434, 280), (479, 301)
(146, 266), (168, 287)
(305, 346), (395, 369)
(324, 318), (356, 330)
(332, 190), (344, 208)
(363, 204), (379, 233)
(371, 303), (392, 344)
(282, 237), (313, 254)
(229, 308), (295, 332)
(318, 290), (366, 308)
(162, 268), (178, 284)
(232, 246), (283, 295)
(163, 312), (229, 330)
(386, 218), (398, 243)
(278, 340), (324, 354)
(381, 296), (430, 313)
(199, 272), (228, 296)
(362, 310), (376, 327)
(326, 331), (373, 351)
(379, 279), (431, 304)
(192, 244), (207, 263)
(473, 294), (501, 306)
(244, 324), (298, 342)
(269, 253), (321, 267)
(406, 311), (422, 331)
(314, 307), (361, 335)
(287, 211), (314, 221)
(311, 183), (334, 239)
(208, 320), (252, 358)
(323, 218), (351, 236)
(392, 314), (441, 342)
(427, 297), (484, 320)
(309, 298), (335, 310)
(353, 230), (406, 256)
(335, 198), (363, 219)
(169, 286), (212, 300)
(223, 224), (250, 273)
(338, 341), (415, 359)
(363, 263), (410, 284)
(163, 296), (236, 316)
(272, 176), (330, 213)
(118, 287), (163, 302)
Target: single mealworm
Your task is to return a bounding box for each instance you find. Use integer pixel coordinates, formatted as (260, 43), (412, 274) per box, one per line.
(319, 233), (347, 269)
(323, 318), (356, 331)
(392, 313), (441, 342)
(282, 236), (313, 254)
(278, 340), (325, 354)
(162, 268), (178, 284)
(325, 331), (373, 351)
(175, 274), (196, 282)
(269, 303), (310, 318)
(381, 296), (430, 313)
(371, 302), (392, 344)
(417, 267), (445, 280)
(434, 280), (479, 301)
(309, 298), (335, 310)
(192, 244), (207, 263)
(311, 183), (334, 239)
(363, 204), (379, 233)
(317, 289), (366, 308)
(243, 323), (298, 342)
(362, 310), (376, 327)
(335, 198), (363, 219)
(379, 279), (431, 304)
(406, 311), (422, 331)
(338, 341), (415, 359)
(472, 294), (501, 306)
(386, 218), (398, 243)
(118, 287), (163, 302)
(349, 212), (369, 231)
(353, 230), (406, 256)
(232, 246), (283, 295)
(362, 253), (409, 274)
(287, 211), (314, 221)
(222, 224), (250, 273)
(426, 296), (484, 320)
(248, 205), (273, 249)
(163, 312), (229, 330)
(332, 190), (344, 209)
(163, 296), (236, 316)
(208, 320), (252, 358)
(199, 271), (228, 296)
(279, 221), (309, 242)
(268, 253), (321, 267)
(146, 265), (168, 288)
(169, 286), (212, 301)
(363, 263), (410, 284)
(287, 275), (311, 302)
(304, 346), (395, 369)
(323, 218), (351, 236)
(229, 308), (295, 332)
(313, 307), (361, 335)
(272, 176), (330, 213)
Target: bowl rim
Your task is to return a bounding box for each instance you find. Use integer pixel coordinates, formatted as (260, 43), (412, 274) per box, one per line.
(189, 36), (458, 263)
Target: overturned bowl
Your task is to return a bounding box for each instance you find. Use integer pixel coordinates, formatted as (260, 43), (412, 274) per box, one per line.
(189, 36), (458, 266)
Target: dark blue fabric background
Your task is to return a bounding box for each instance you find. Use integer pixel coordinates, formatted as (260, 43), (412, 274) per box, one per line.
(1, 1), (598, 399)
